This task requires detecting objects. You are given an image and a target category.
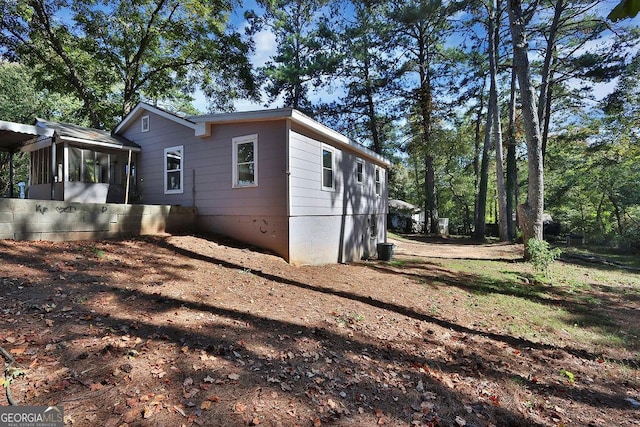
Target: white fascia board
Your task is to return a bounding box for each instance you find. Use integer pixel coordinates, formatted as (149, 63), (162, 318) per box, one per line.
(190, 108), (296, 124)
(289, 110), (391, 168)
(22, 136), (142, 153)
(194, 122), (209, 137)
(114, 102), (199, 135)
(20, 136), (53, 153)
(60, 136), (142, 152)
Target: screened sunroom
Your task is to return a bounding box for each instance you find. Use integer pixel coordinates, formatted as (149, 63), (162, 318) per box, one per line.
(21, 119), (140, 203)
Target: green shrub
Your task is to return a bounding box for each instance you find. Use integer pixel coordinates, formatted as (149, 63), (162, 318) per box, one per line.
(526, 238), (562, 277)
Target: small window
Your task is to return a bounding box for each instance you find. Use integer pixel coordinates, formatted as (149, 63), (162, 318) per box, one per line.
(375, 167), (382, 196)
(322, 145), (334, 190)
(233, 134), (258, 188)
(164, 145), (183, 194)
(141, 115), (149, 132)
(356, 159), (364, 184)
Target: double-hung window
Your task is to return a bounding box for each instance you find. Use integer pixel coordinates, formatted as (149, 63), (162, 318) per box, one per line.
(164, 145), (183, 194)
(375, 167), (382, 196)
(356, 159), (364, 184)
(233, 134), (258, 188)
(322, 145), (335, 190)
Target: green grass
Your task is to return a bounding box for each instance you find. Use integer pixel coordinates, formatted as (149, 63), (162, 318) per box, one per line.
(421, 253), (639, 353)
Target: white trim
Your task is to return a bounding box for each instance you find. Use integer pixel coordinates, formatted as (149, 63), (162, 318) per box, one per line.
(375, 166), (383, 197)
(356, 158), (364, 185)
(164, 145), (184, 194)
(63, 144), (69, 182)
(20, 137), (53, 153)
(285, 120), (292, 218)
(232, 134), (258, 188)
(22, 136), (141, 153)
(56, 136), (141, 152)
(321, 144), (335, 191)
(141, 115), (149, 132)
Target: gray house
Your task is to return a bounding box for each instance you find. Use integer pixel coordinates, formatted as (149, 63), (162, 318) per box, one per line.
(113, 103), (390, 265)
(0, 104), (390, 265)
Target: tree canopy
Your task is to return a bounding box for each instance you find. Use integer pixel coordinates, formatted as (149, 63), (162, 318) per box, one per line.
(0, 0), (257, 128)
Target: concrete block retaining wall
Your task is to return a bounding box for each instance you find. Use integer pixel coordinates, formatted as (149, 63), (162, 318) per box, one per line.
(0, 199), (195, 241)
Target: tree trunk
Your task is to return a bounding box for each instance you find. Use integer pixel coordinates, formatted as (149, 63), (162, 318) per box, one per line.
(425, 154), (438, 234)
(507, 0), (545, 257)
(418, 37), (438, 235)
(489, 0), (509, 241)
(506, 67), (518, 240)
(538, 0), (564, 161)
(364, 53), (382, 154)
(475, 90), (492, 242)
(473, 79), (486, 237)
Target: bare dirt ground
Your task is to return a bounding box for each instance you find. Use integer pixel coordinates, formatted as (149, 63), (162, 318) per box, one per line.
(0, 234), (638, 426)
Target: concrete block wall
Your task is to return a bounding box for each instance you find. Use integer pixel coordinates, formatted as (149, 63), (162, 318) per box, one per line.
(0, 199), (195, 241)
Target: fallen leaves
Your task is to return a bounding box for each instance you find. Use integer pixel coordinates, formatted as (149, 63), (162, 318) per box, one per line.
(0, 237), (635, 427)
(9, 347), (26, 355)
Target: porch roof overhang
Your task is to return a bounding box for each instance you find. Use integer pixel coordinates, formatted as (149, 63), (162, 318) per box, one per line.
(35, 119), (141, 152)
(0, 120), (54, 151)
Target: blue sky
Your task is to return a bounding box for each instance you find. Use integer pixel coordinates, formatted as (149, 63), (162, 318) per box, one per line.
(195, 0), (639, 113)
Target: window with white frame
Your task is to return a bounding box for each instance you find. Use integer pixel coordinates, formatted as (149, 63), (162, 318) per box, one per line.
(322, 145), (334, 190)
(232, 134), (258, 188)
(141, 115), (149, 132)
(164, 145), (183, 194)
(375, 166), (382, 196)
(356, 158), (364, 184)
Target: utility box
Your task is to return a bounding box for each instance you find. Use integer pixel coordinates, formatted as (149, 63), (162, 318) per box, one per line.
(438, 218), (449, 236)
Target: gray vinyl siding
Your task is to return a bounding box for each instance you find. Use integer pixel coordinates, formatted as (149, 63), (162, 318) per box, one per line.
(192, 121), (287, 217)
(289, 129), (387, 217)
(120, 113), (288, 218)
(118, 105), (388, 265)
(287, 124), (388, 264)
(120, 111), (195, 206)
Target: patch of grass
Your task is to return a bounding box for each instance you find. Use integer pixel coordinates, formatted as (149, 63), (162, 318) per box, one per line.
(565, 247), (640, 269)
(75, 295), (89, 304)
(334, 311), (364, 327)
(431, 255), (634, 351)
(560, 369), (575, 383)
(389, 260), (406, 267)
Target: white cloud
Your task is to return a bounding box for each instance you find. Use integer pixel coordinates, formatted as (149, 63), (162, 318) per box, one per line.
(252, 28), (277, 69)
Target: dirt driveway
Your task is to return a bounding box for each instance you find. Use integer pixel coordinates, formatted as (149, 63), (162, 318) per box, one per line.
(389, 235), (523, 261)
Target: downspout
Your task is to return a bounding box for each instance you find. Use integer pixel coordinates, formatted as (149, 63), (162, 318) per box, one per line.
(50, 136), (57, 200)
(124, 149), (132, 205)
(63, 143), (69, 182)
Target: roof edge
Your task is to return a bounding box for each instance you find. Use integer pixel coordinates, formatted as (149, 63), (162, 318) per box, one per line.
(113, 102), (199, 135)
(1, 120), (55, 138)
(192, 108), (391, 167)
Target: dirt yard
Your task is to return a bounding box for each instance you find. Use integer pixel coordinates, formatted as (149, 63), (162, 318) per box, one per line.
(0, 234), (638, 426)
